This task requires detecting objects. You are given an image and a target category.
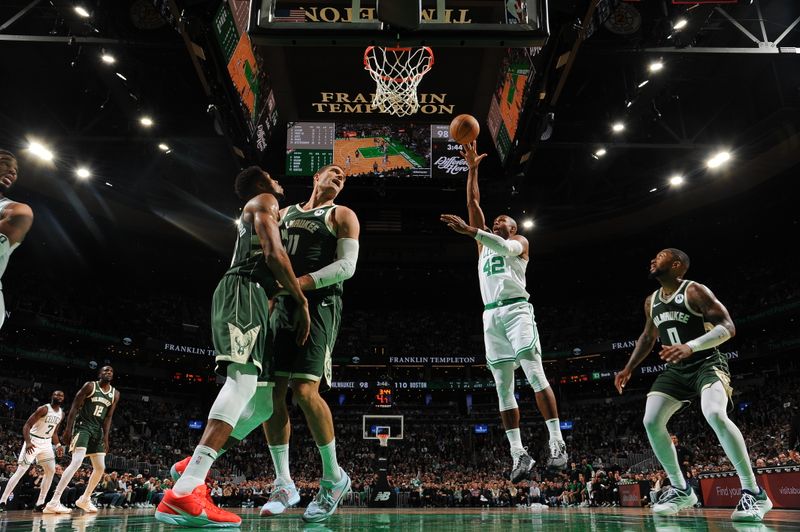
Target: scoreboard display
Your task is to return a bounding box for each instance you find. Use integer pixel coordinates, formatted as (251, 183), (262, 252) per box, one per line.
(286, 122), (336, 175)
(374, 381), (393, 409)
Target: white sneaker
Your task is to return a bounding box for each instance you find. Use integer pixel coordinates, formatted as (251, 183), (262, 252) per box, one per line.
(731, 488), (773, 522)
(652, 485), (698, 515)
(302, 468), (351, 523)
(44, 501), (72, 514)
(261, 483), (300, 516)
(546, 440), (568, 470)
(76, 497), (98, 513)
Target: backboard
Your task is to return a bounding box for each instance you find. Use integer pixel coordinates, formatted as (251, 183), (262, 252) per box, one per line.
(362, 414), (404, 440)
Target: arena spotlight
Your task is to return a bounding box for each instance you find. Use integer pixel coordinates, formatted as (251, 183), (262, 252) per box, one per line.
(674, 18), (688, 30)
(115, 72), (127, 81)
(649, 187), (658, 193)
(158, 143), (170, 151)
(27, 140), (54, 161)
(522, 219), (534, 229)
(669, 175), (684, 186)
(648, 60), (664, 73)
(706, 151), (731, 168)
(593, 148), (607, 159)
(140, 116), (154, 127)
(638, 80), (649, 88)
(611, 122), (625, 133)
(75, 167), (91, 179)
(101, 53), (116, 64)
(74, 5), (90, 18)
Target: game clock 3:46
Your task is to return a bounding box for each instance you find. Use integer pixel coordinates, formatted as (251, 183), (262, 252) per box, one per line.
(374, 386), (393, 409)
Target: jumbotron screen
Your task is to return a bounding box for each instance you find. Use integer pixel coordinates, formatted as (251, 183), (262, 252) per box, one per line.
(285, 122), (469, 178)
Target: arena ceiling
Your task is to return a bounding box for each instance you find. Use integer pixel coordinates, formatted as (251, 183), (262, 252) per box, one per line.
(1, 0), (799, 260)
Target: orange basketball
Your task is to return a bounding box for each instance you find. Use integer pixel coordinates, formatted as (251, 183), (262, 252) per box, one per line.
(449, 114), (480, 144)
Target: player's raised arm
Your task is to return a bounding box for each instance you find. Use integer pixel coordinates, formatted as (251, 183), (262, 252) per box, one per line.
(462, 141), (488, 232)
(615, 295), (660, 394)
(247, 193), (310, 346)
(659, 283), (735, 364)
(440, 214), (526, 258)
(61, 381), (93, 444)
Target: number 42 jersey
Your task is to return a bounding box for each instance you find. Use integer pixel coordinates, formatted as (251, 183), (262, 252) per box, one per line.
(477, 242), (530, 306)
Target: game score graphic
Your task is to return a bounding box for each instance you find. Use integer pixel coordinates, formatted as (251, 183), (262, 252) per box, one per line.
(374, 381), (393, 409)
(286, 122), (469, 178)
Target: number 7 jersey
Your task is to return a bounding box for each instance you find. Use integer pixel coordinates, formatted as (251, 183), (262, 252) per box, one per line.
(478, 243), (530, 305)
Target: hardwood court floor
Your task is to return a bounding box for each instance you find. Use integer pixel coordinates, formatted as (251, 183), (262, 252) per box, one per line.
(1, 506), (798, 531)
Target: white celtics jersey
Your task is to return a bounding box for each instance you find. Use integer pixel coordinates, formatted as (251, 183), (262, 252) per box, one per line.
(477, 244), (530, 305)
(29, 404), (63, 440)
(0, 196), (21, 287)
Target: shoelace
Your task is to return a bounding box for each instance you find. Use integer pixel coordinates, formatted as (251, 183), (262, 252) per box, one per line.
(657, 486), (681, 504)
(549, 441), (563, 458)
(269, 488), (290, 505)
(511, 450), (527, 470)
(314, 487), (336, 511)
(737, 492), (757, 512)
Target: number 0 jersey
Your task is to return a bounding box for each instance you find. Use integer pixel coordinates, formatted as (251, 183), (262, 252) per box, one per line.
(649, 279), (722, 361)
(477, 242), (529, 306)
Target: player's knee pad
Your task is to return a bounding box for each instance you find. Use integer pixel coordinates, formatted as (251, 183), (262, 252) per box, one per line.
(519, 355), (549, 393)
(208, 363), (259, 426)
(230, 385), (274, 440)
(490, 364), (518, 412)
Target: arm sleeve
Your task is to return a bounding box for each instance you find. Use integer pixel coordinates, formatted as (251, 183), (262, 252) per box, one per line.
(308, 238), (359, 289)
(685, 324), (731, 353)
(474, 229), (524, 257)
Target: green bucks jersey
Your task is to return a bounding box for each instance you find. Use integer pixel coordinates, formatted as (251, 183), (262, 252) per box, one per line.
(280, 204), (341, 297)
(649, 280), (721, 360)
(76, 381), (115, 429)
(226, 217), (277, 291)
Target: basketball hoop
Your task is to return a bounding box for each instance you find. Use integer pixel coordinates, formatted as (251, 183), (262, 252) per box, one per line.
(377, 433), (390, 447)
(364, 46), (434, 117)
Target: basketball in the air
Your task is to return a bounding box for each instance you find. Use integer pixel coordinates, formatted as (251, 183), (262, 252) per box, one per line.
(449, 114), (480, 144)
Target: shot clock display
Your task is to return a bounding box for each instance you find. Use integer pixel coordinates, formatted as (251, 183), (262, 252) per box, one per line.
(374, 381), (393, 409)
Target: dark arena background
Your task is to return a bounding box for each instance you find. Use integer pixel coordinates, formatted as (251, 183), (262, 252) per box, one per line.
(1, 0), (800, 530)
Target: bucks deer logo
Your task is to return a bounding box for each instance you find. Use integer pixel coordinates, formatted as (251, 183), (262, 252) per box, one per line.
(228, 323), (261, 362)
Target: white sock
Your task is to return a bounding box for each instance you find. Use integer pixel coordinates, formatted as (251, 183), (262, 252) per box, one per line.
(0, 463), (30, 503)
(506, 428), (524, 453)
(49, 448), (86, 504)
(36, 461), (56, 506)
(269, 444), (293, 485)
(701, 381), (759, 493)
(545, 419), (563, 442)
(643, 395), (687, 490)
(173, 445), (217, 496)
(318, 439), (343, 483)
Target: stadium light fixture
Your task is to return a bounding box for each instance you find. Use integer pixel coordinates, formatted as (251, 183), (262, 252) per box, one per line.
(706, 151), (731, 169)
(674, 18), (688, 30)
(28, 141), (54, 161)
(648, 60), (664, 73)
(101, 53), (116, 64)
(74, 5), (90, 18)
(649, 187), (658, 193)
(638, 80), (649, 88)
(594, 148), (607, 158)
(116, 72), (128, 81)
(612, 122), (625, 133)
(522, 219), (534, 230)
(75, 167), (91, 179)
(140, 116), (154, 127)
(669, 175), (684, 187)
(158, 143), (170, 151)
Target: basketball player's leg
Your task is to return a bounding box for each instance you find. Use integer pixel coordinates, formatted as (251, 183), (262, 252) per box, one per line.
(698, 369), (772, 520)
(46, 446), (87, 512)
(77, 442), (106, 512)
(35, 458), (56, 507)
(643, 370), (697, 514)
(0, 444), (34, 505)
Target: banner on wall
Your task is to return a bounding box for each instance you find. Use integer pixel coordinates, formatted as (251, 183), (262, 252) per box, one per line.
(700, 470), (800, 509)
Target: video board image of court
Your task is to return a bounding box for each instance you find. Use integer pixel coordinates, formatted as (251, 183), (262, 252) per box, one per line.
(286, 122), (459, 178)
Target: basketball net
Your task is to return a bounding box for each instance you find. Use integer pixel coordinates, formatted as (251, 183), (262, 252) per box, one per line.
(364, 46), (434, 117)
(377, 433), (390, 447)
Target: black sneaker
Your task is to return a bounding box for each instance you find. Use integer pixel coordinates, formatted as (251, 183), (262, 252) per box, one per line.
(510, 449), (535, 482)
(0, 502), (6, 513)
(34, 503), (45, 512)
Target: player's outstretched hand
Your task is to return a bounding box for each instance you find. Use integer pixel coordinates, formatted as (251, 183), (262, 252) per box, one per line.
(659, 344), (692, 364)
(460, 140), (487, 169)
(614, 368), (631, 395)
(440, 214), (473, 236)
(293, 302), (311, 346)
